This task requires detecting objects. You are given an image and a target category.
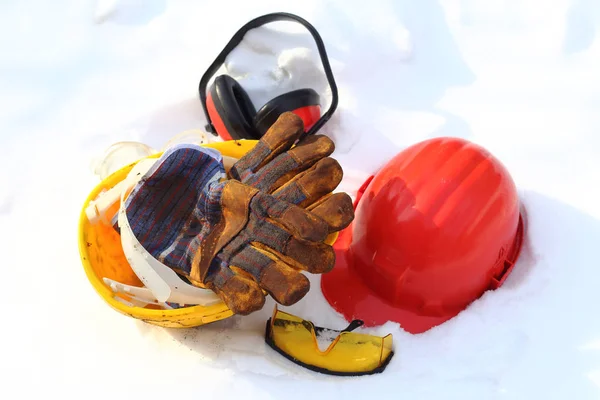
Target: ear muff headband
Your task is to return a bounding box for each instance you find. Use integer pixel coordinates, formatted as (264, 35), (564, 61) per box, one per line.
(198, 12), (339, 141)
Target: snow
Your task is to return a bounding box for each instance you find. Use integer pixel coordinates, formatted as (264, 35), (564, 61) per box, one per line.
(1, 0), (600, 398)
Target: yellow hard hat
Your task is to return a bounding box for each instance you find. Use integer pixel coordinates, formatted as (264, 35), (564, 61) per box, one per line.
(78, 139), (337, 328)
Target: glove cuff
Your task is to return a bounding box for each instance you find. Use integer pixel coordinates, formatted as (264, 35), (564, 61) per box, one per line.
(124, 144), (226, 269)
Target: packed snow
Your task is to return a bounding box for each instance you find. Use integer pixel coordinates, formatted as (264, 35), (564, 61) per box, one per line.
(1, 0), (600, 399)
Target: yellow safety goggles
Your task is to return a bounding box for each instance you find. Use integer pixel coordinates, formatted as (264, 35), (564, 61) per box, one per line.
(265, 306), (394, 376)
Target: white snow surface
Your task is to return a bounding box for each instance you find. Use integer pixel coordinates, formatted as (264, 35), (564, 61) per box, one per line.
(2, 0), (600, 399)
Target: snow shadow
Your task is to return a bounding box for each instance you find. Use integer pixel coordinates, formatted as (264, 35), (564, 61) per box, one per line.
(94, 0), (167, 26)
(307, 0), (476, 178)
(563, 0), (599, 55)
(132, 190), (600, 399)
(492, 189), (600, 397)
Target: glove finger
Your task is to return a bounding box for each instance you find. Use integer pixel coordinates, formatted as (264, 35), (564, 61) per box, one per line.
(241, 134), (335, 194)
(269, 134), (336, 190)
(251, 191), (330, 243)
(272, 157), (343, 208)
(229, 112), (304, 181)
(243, 214), (336, 273)
(252, 237), (335, 274)
(229, 246), (310, 306)
(306, 192), (355, 233)
(205, 264), (265, 315)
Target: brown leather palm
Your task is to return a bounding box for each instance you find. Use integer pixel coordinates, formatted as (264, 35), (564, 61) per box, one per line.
(229, 112), (354, 233)
(194, 112), (355, 315)
(194, 180), (336, 315)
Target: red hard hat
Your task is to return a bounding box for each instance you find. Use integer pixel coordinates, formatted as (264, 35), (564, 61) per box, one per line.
(321, 137), (524, 334)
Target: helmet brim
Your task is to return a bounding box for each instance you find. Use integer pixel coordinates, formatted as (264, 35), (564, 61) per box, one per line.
(321, 209), (526, 335)
(320, 223), (456, 334)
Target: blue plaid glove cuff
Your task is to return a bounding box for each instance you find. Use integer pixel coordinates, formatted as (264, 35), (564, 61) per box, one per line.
(124, 144), (226, 277)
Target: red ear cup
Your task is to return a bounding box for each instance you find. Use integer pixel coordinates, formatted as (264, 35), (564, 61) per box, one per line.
(207, 75), (322, 140)
(253, 89), (321, 136)
(290, 104), (321, 132)
(207, 75), (260, 140)
(206, 90), (233, 141)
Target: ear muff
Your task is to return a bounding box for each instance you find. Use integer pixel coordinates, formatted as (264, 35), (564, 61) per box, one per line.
(207, 75), (260, 141)
(200, 12), (339, 143)
(253, 89), (321, 136)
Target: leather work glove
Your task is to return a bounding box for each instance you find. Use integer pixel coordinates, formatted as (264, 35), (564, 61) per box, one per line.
(229, 112), (354, 234)
(124, 119), (354, 315)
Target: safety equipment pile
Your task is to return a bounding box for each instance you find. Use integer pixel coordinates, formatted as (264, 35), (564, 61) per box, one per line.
(123, 112), (354, 315)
